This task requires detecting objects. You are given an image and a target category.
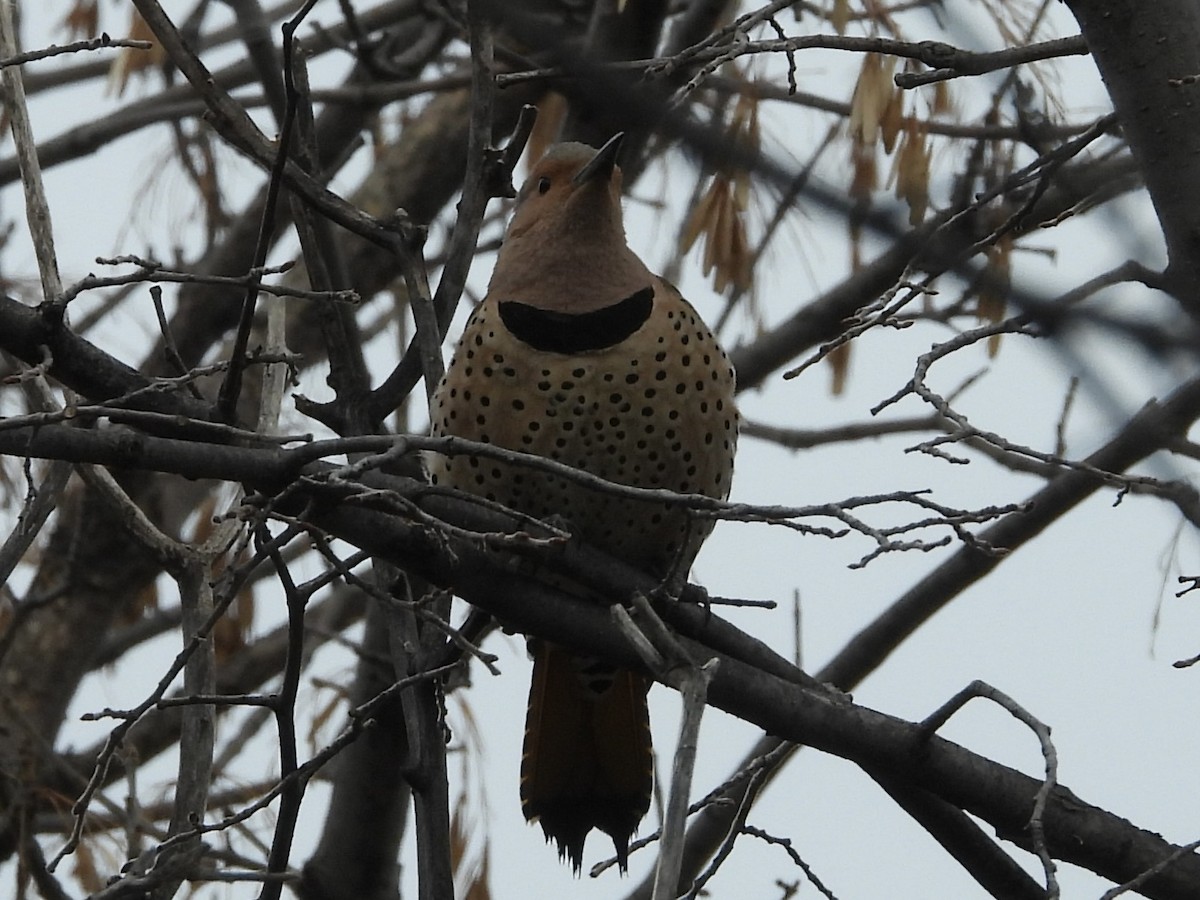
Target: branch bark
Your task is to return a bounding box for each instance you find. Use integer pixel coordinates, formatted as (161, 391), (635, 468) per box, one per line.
(1064, 1), (1200, 313)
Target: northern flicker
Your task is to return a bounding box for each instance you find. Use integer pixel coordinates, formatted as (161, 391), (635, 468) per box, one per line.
(427, 134), (738, 872)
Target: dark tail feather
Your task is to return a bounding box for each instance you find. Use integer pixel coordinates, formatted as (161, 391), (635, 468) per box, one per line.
(520, 641), (653, 873)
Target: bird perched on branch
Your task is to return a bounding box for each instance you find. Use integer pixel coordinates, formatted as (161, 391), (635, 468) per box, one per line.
(427, 134), (738, 872)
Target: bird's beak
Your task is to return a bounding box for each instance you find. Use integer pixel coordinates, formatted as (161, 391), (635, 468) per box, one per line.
(572, 132), (625, 187)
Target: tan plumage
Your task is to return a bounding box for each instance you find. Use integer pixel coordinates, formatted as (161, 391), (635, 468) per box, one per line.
(428, 135), (738, 872)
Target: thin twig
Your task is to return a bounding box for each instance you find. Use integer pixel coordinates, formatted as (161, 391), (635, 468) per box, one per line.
(611, 594), (718, 899)
(919, 680), (1060, 898)
(0, 34), (153, 70)
(0, 0), (61, 301)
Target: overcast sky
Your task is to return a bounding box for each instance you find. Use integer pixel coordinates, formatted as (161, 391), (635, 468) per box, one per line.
(5, 3), (1200, 898)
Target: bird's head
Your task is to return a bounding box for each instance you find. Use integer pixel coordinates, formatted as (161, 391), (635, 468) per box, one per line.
(488, 134), (653, 313)
(505, 133), (627, 242)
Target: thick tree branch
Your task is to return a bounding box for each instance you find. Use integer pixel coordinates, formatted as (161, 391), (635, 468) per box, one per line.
(1065, 1), (1200, 314)
(2, 398), (1200, 894)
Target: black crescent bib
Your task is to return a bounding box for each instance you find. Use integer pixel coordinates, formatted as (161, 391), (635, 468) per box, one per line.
(498, 286), (654, 354)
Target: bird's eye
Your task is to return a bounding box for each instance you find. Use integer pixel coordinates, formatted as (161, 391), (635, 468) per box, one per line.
(537, 176), (551, 195)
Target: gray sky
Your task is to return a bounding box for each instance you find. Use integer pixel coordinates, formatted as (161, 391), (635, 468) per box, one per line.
(5, 3), (1198, 898)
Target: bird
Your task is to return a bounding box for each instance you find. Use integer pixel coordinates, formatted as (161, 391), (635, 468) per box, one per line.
(427, 133), (738, 873)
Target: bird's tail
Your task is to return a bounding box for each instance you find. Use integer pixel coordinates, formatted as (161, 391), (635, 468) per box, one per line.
(520, 640), (653, 873)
